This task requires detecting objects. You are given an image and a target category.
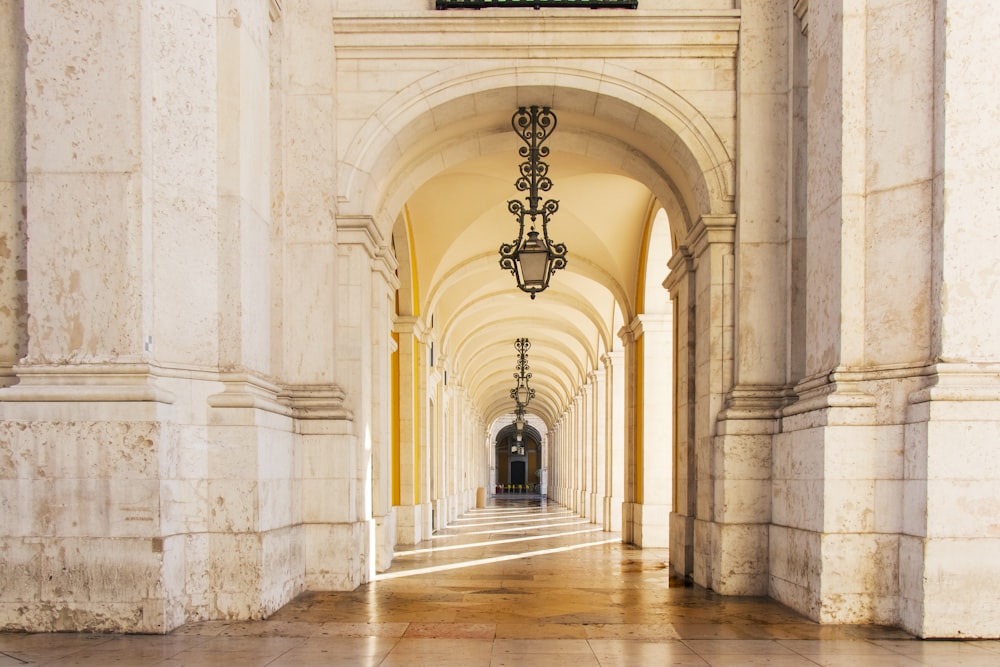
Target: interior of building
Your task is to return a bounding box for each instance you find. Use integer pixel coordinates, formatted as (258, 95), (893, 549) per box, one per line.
(1, 0), (999, 644)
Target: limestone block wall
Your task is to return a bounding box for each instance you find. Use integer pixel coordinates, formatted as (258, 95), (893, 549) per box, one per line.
(898, 0), (1000, 639)
(768, 0), (930, 627)
(0, 417), (177, 632)
(769, 0), (1000, 638)
(0, 0), (309, 633)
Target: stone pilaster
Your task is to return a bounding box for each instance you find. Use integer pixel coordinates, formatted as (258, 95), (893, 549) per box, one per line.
(709, 0), (790, 594)
(772, 0), (934, 626)
(371, 241), (399, 573)
(576, 384), (594, 521)
(687, 215), (736, 590)
(898, 0), (1000, 638)
(590, 369), (606, 527)
(621, 314), (673, 548)
(602, 350), (625, 533)
(665, 247), (695, 579)
(393, 316), (432, 545)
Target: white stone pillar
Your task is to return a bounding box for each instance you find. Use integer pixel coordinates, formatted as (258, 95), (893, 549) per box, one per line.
(621, 314), (673, 548)
(0, 1), (220, 633)
(550, 420), (562, 504)
(704, 0), (792, 596)
(603, 350), (625, 532)
(900, 0), (1000, 639)
(301, 216), (386, 591)
(393, 316), (430, 545)
(430, 369), (446, 533)
(574, 392), (585, 514)
(370, 244), (398, 573)
(558, 418), (567, 505)
(579, 385), (592, 518)
(666, 249), (694, 575)
(687, 215), (737, 588)
(774, 0), (932, 625)
(205, 3), (302, 621)
(620, 325), (638, 544)
(591, 368), (607, 528)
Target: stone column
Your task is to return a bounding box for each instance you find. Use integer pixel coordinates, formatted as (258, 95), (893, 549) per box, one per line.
(393, 316), (430, 545)
(539, 428), (549, 498)
(0, 1), (226, 633)
(574, 392), (585, 515)
(602, 350), (625, 532)
(550, 420), (563, 504)
(620, 325), (637, 544)
(621, 314), (673, 548)
(665, 248), (695, 578)
(900, 0), (1000, 639)
(298, 215), (387, 591)
(429, 370), (446, 532)
(563, 407), (574, 510)
(579, 385), (592, 519)
(687, 215), (737, 589)
(370, 243), (398, 573)
(704, 0), (792, 595)
(556, 407), (566, 506)
(591, 368), (607, 527)
(773, 0), (932, 625)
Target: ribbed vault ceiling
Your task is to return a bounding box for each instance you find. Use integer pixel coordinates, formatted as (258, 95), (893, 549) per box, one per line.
(398, 109), (659, 431)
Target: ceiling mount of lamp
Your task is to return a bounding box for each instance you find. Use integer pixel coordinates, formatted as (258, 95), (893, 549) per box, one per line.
(499, 106), (567, 299)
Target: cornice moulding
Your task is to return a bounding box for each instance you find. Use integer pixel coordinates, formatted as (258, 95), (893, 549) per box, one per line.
(332, 13), (740, 57)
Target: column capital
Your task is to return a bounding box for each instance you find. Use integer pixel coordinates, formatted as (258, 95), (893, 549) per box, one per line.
(337, 215), (399, 289)
(618, 323), (635, 346)
(687, 213), (736, 258)
(393, 315), (428, 341)
(635, 312), (672, 332)
(664, 244), (693, 294)
(620, 312), (672, 342)
(337, 215), (384, 251)
(374, 245), (400, 291)
(601, 349), (624, 367)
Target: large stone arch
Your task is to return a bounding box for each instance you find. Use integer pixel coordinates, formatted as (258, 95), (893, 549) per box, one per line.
(336, 64), (734, 248)
(345, 64), (737, 559)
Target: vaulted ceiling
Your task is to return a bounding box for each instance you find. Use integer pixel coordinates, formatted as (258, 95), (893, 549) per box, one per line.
(397, 107), (663, 430)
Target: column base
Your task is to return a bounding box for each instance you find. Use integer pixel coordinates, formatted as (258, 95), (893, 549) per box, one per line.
(623, 502), (670, 547)
(669, 511), (694, 580)
(305, 520), (372, 590)
(395, 503), (431, 545)
(433, 498), (447, 532)
(589, 491), (602, 525)
(374, 509), (396, 573)
(604, 495), (623, 532)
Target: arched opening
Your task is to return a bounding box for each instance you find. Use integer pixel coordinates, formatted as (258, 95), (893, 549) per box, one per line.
(375, 79), (725, 555)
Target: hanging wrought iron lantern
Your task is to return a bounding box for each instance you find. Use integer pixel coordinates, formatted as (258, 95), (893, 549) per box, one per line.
(499, 106), (567, 298)
(509, 338), (535, 407)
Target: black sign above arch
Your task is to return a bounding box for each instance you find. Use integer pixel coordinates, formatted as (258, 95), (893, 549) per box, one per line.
(437, 0), (637, 9)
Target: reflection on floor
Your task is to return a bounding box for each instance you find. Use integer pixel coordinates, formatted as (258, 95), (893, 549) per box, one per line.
(2, 496), (999, 666)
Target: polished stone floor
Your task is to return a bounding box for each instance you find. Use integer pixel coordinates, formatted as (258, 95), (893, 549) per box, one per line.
(2, 496), (999, 666)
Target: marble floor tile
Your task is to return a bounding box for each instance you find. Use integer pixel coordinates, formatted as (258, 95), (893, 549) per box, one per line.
(2, 498), (997, 666)
(495, 622), (588, 638)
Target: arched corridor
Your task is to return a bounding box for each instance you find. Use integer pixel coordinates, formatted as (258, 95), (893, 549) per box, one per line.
(2, 0), (1000, 642)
